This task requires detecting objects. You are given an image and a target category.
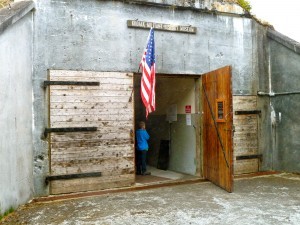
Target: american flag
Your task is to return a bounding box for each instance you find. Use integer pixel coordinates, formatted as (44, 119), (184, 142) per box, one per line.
(139, 28), (156, 118)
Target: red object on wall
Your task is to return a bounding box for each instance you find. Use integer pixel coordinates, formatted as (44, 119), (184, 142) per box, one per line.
(185, 105), (191, 113)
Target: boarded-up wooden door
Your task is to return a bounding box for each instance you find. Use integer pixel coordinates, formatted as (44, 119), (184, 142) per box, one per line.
(202, 66), (233, 192)
(233, 96), (260, 174)
(48, 70), (135, 194)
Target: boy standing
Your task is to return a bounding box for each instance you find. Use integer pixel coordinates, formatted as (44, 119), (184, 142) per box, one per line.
(136, 121), (151, 175)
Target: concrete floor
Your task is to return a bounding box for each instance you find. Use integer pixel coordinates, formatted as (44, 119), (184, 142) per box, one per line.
(135, 167), (198, 185)
(1, 173), (300, 225)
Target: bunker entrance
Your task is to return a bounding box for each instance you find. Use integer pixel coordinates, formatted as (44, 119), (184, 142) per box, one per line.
(134, 74), (202, 185)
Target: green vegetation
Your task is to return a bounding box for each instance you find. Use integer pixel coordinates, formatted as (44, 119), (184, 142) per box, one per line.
(0, 207), (14, 221)
(237, 0), (252, 12)
(0, 0), (13, 9)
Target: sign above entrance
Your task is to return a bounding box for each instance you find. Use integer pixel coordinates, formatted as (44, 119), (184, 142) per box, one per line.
(127, 20), (197, 34)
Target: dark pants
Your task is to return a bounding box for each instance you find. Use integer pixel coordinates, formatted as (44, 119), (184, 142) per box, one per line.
(137, 150), (147, 174)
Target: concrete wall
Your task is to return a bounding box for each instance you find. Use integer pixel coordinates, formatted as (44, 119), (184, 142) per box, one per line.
(32, 0), (265, 195)
(169, 115), (197, 175)
(0, 2), (34, 214)
(266, 30), (300, 172)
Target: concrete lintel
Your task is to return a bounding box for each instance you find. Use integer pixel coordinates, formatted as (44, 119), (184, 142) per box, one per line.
(267, 29), (300, 55)
(0, 1), (34, 35)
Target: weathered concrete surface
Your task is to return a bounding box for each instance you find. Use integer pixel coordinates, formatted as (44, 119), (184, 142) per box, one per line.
(1, 173), (300, 224)
(0, 3), (34, 215)
(265, 30), (300, 172)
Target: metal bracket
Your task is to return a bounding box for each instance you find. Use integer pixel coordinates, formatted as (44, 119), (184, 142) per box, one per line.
(43, 81), (100, 88)
(45, 172), (102, 185)
(236, 154), (263, 161)
(235, 110), (261, 115)
(43, 127), (97, 138)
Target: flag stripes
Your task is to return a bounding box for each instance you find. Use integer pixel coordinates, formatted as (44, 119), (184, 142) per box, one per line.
(139, 28), (156, 118)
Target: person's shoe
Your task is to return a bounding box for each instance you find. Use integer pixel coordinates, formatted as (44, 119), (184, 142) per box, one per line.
(136, 171), (142, 175)
(142, 171), (151, 175)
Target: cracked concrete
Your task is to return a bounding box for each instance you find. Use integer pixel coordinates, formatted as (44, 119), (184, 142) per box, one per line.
(1, 173), (300, 225)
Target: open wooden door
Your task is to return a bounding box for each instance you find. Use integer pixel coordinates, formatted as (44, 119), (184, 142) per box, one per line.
(202, 65), (233, 192)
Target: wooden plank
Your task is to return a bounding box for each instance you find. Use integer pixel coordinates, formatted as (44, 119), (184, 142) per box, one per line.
(50, 76), (132, 84)
(50, 114), (133, 122)
(51, 157), (135, 175)
(51, 144), (134, 152)
(49, 84), (133, 91)
(49, 130), (131, 138)
(233, 114), (258, 122)
(51, 132), (130, 142)
(50, 70), (133, 78)
(50, 174), (135, 194)
(50, 95), (131, 103)
(51, 165), (135, 177)
(234, 142), (258, 148)
(50, 138), (132, 149)
(50, 89), (132, 97)
(50, 102), (132, 109)
(234, 159), (259, 175)
(50, 108), (133, 116)
(51, 148), (134, 161)
(49, 121), (133, 128)
(233, 96), (257, 110)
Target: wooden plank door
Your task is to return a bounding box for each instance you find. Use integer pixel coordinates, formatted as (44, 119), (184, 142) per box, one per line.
(233, 96), (260, 174)
(202, 66), (233, 192)
(48, 70), (135, 194)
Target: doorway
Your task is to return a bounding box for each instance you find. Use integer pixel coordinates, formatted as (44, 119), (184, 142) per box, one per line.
(134, 66), (234, 193)
(134, 74), (202, 185)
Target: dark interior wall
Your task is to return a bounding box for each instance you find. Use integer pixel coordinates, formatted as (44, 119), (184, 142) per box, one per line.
(134, 75), (169, 167)
(268, 35), (300, 172)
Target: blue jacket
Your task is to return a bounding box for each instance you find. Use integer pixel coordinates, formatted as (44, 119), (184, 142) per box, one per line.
(136, 129), (150, 151)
